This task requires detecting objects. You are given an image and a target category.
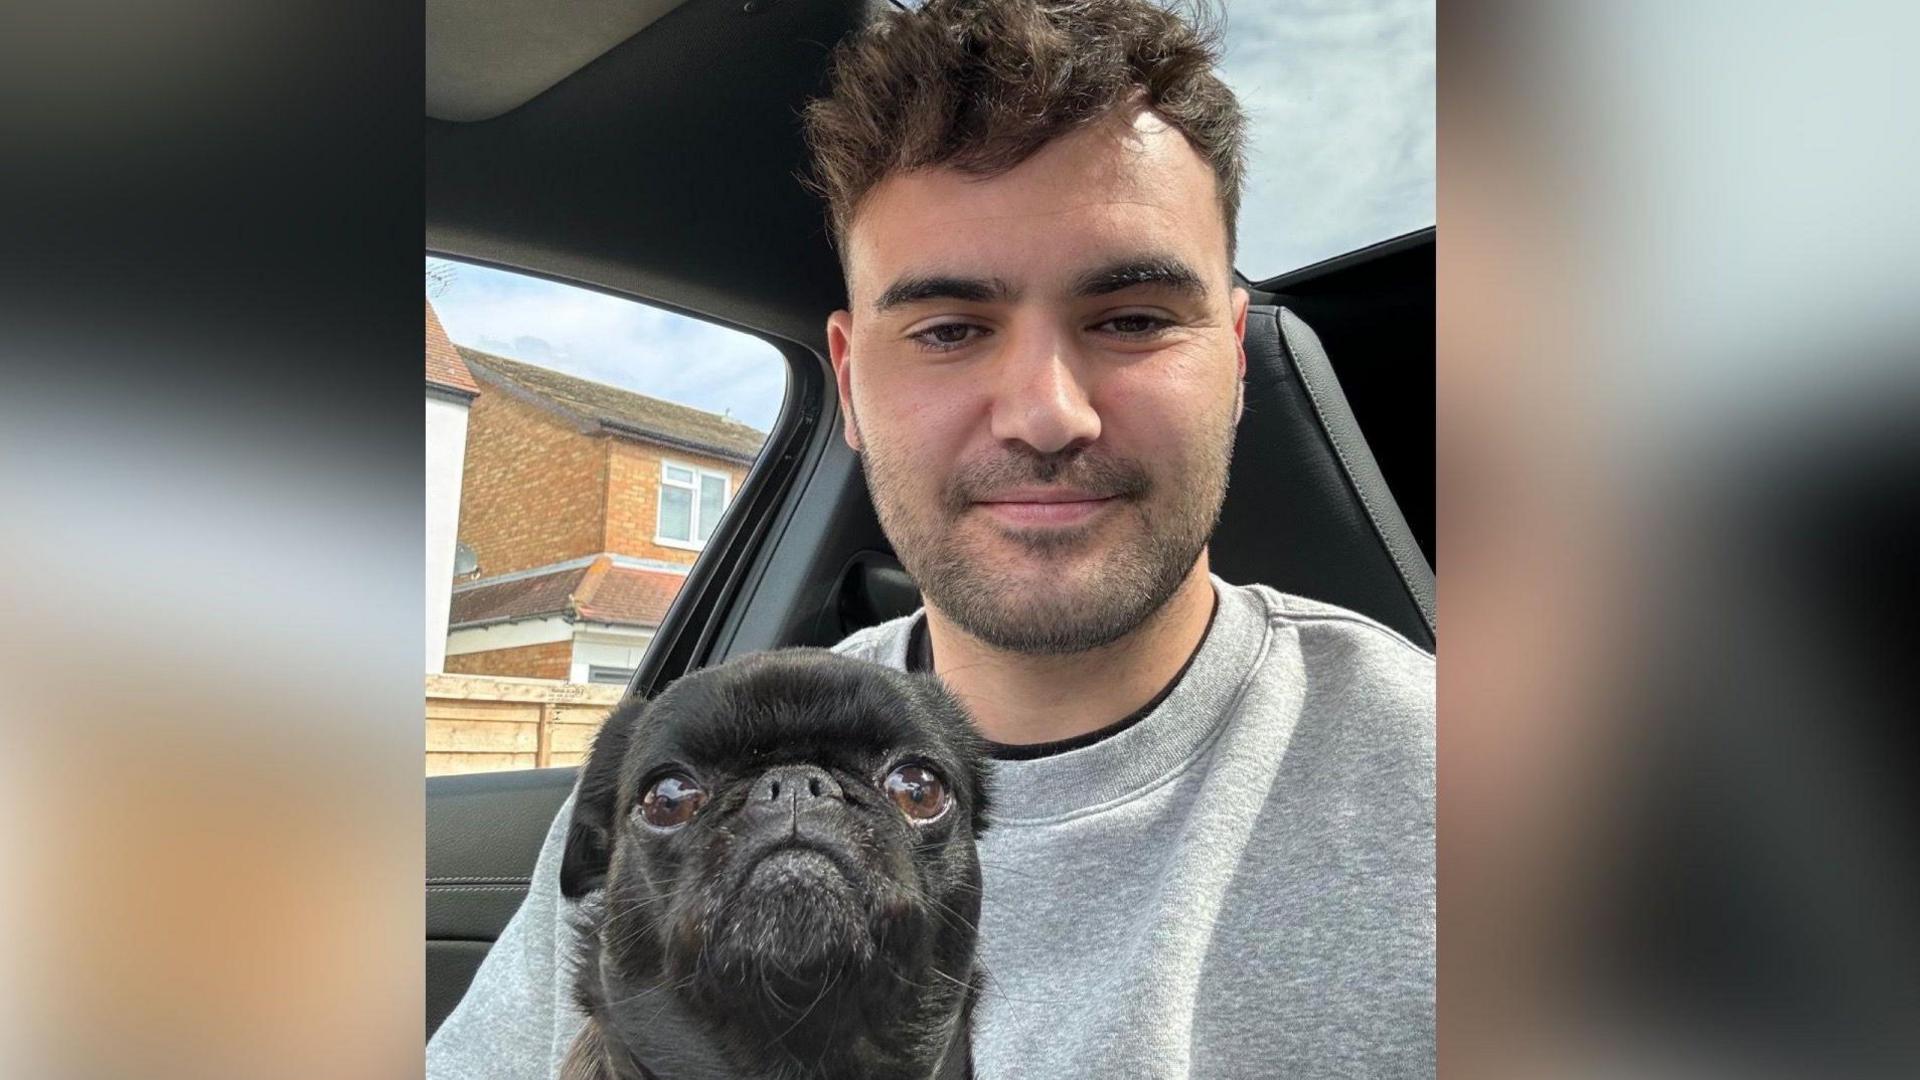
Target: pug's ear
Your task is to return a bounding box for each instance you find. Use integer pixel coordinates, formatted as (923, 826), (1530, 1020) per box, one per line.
(560, 696), (644, 899)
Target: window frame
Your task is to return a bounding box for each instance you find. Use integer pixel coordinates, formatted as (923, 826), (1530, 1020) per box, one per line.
(654, 457), (734, 551)
(421, 248), (827, 704)
(585, 664), (636, 686)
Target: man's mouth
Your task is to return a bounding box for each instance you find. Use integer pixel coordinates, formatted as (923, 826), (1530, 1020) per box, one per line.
(972, 487), (1119, 527)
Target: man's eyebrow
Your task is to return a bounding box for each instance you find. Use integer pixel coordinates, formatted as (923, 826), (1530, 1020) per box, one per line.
(873, 274), (1017, 313)
(1070, 257), (1207, 299)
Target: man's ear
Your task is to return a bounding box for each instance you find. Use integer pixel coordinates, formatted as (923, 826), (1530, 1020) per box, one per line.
(559, 696), (644, 899)
(826, 309), (862, 452)
(1230, 286), (1250, 425)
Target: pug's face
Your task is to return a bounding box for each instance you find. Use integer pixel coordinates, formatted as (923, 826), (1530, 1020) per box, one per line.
(561, 648), (990, 1043)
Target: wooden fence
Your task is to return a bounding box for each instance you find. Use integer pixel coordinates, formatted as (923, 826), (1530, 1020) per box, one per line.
(426, 673), (625, 776)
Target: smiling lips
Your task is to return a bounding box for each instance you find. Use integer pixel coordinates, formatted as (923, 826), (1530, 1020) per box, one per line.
(973, 487), (1118, 526)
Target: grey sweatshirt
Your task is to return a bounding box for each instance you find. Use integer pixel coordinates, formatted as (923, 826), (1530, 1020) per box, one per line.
(427, 577), (1435, 1078)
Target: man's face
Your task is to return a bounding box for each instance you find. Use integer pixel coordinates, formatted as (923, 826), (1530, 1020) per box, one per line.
(827, 106), (1249, 655)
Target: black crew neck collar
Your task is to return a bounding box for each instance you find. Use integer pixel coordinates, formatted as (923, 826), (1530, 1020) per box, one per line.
(906, 592), (1220, 761)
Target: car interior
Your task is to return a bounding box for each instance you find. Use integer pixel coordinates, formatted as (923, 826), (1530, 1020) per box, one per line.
(425, 0), (1434, 1038)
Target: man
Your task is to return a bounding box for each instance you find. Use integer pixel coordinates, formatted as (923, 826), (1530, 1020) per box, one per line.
(428, 1), (1433, 1076)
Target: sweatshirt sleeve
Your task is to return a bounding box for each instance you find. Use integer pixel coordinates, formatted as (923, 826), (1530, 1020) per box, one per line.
(426, 789), (584, 1080)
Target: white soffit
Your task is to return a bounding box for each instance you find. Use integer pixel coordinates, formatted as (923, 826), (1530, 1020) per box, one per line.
(427, 0), (690, 122)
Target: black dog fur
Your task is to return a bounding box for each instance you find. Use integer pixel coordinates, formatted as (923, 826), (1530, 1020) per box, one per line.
(557, 648), (992, 1080)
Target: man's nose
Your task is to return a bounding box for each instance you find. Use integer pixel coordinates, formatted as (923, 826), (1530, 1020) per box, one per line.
(745, 765), (844, 817)
(988, 326), (1101, 454)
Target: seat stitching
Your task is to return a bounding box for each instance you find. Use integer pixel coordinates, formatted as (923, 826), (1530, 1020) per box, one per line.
(428, 875), (533, 884)
(1275, 308), (1435, 639)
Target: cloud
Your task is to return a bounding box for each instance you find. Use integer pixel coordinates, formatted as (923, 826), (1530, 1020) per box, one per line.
(1217, 0), (1435, 278)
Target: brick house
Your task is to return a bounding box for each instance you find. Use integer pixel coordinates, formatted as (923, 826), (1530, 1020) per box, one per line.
(443, 347), (768, 684)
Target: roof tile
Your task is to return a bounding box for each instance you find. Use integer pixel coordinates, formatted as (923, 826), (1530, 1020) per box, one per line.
(573, 565), (685, 626)
(458, 347), (766, 461)
(448, 565), (586, 627)
(425, 301), (481, 396)
(448, 559), (686, 629)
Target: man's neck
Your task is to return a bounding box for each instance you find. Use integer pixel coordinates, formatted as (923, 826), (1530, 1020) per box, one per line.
(922, 558), (1217, 746)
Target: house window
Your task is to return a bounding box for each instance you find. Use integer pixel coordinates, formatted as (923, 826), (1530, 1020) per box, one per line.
(586, 665), (635, 687)
(657, 460), (732, 548)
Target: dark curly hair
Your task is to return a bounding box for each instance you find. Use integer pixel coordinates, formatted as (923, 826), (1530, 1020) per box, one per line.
(802, 0), (1246, 267)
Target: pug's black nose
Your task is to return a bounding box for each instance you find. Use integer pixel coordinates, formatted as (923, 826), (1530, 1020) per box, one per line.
(749, 765), (843, 813)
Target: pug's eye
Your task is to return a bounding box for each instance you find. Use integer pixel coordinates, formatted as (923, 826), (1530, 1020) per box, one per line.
(640, 774), (708, 829)
(884, 764), (951, 823)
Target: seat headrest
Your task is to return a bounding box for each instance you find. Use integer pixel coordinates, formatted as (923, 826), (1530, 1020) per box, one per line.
(1210, 306), (1435, 650)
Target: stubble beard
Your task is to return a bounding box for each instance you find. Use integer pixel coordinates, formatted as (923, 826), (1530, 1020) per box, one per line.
(856, 416), (1236, 657)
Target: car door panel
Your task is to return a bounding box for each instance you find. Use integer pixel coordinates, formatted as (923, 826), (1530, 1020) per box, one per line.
(425, 766), (576, 1038)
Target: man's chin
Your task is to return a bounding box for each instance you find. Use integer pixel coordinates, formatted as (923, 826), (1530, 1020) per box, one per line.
(934, 580), (1151, 655)
(921, 542), (1203, 655)
(947, 554), (1108, 606)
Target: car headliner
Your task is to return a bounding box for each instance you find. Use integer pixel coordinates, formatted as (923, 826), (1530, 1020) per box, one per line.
(427, 0), (693, 122)
(427, 0), (875, 350)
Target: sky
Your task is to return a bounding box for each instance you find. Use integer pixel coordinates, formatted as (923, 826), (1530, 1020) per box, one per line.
(429, 266), (789, 433)
(427, 0), (1433, 429)
(1217, 0), (1436, 277)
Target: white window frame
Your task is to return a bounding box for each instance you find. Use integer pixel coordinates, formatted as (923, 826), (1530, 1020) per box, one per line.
(654, 458), (733, 551)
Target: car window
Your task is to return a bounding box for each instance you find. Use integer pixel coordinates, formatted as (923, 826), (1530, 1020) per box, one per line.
(423, 258), (785, 776)
(1218, 0), (1435, 278)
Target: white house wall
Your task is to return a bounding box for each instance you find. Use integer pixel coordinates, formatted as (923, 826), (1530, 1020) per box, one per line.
(426, 393), (471, 672)
(444, 615), (574, 656)
(569, 625), (658, 683)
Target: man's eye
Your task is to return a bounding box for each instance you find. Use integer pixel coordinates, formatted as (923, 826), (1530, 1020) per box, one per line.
(1095, 314), (1173, 336)
(909, 323), (988, 351)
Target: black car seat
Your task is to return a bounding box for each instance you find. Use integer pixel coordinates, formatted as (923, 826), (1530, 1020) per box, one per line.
(1209, 305), (1436, 650)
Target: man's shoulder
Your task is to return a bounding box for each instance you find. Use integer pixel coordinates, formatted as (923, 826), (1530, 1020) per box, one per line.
(828, 611), (921, 670)
(1228, 583), (1434, 724)
(1238, 583), (1434, 666)
(1229, 583), (1434, 778)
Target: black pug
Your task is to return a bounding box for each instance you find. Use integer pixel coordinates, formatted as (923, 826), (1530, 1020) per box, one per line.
(557, 648), (992, 1080)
